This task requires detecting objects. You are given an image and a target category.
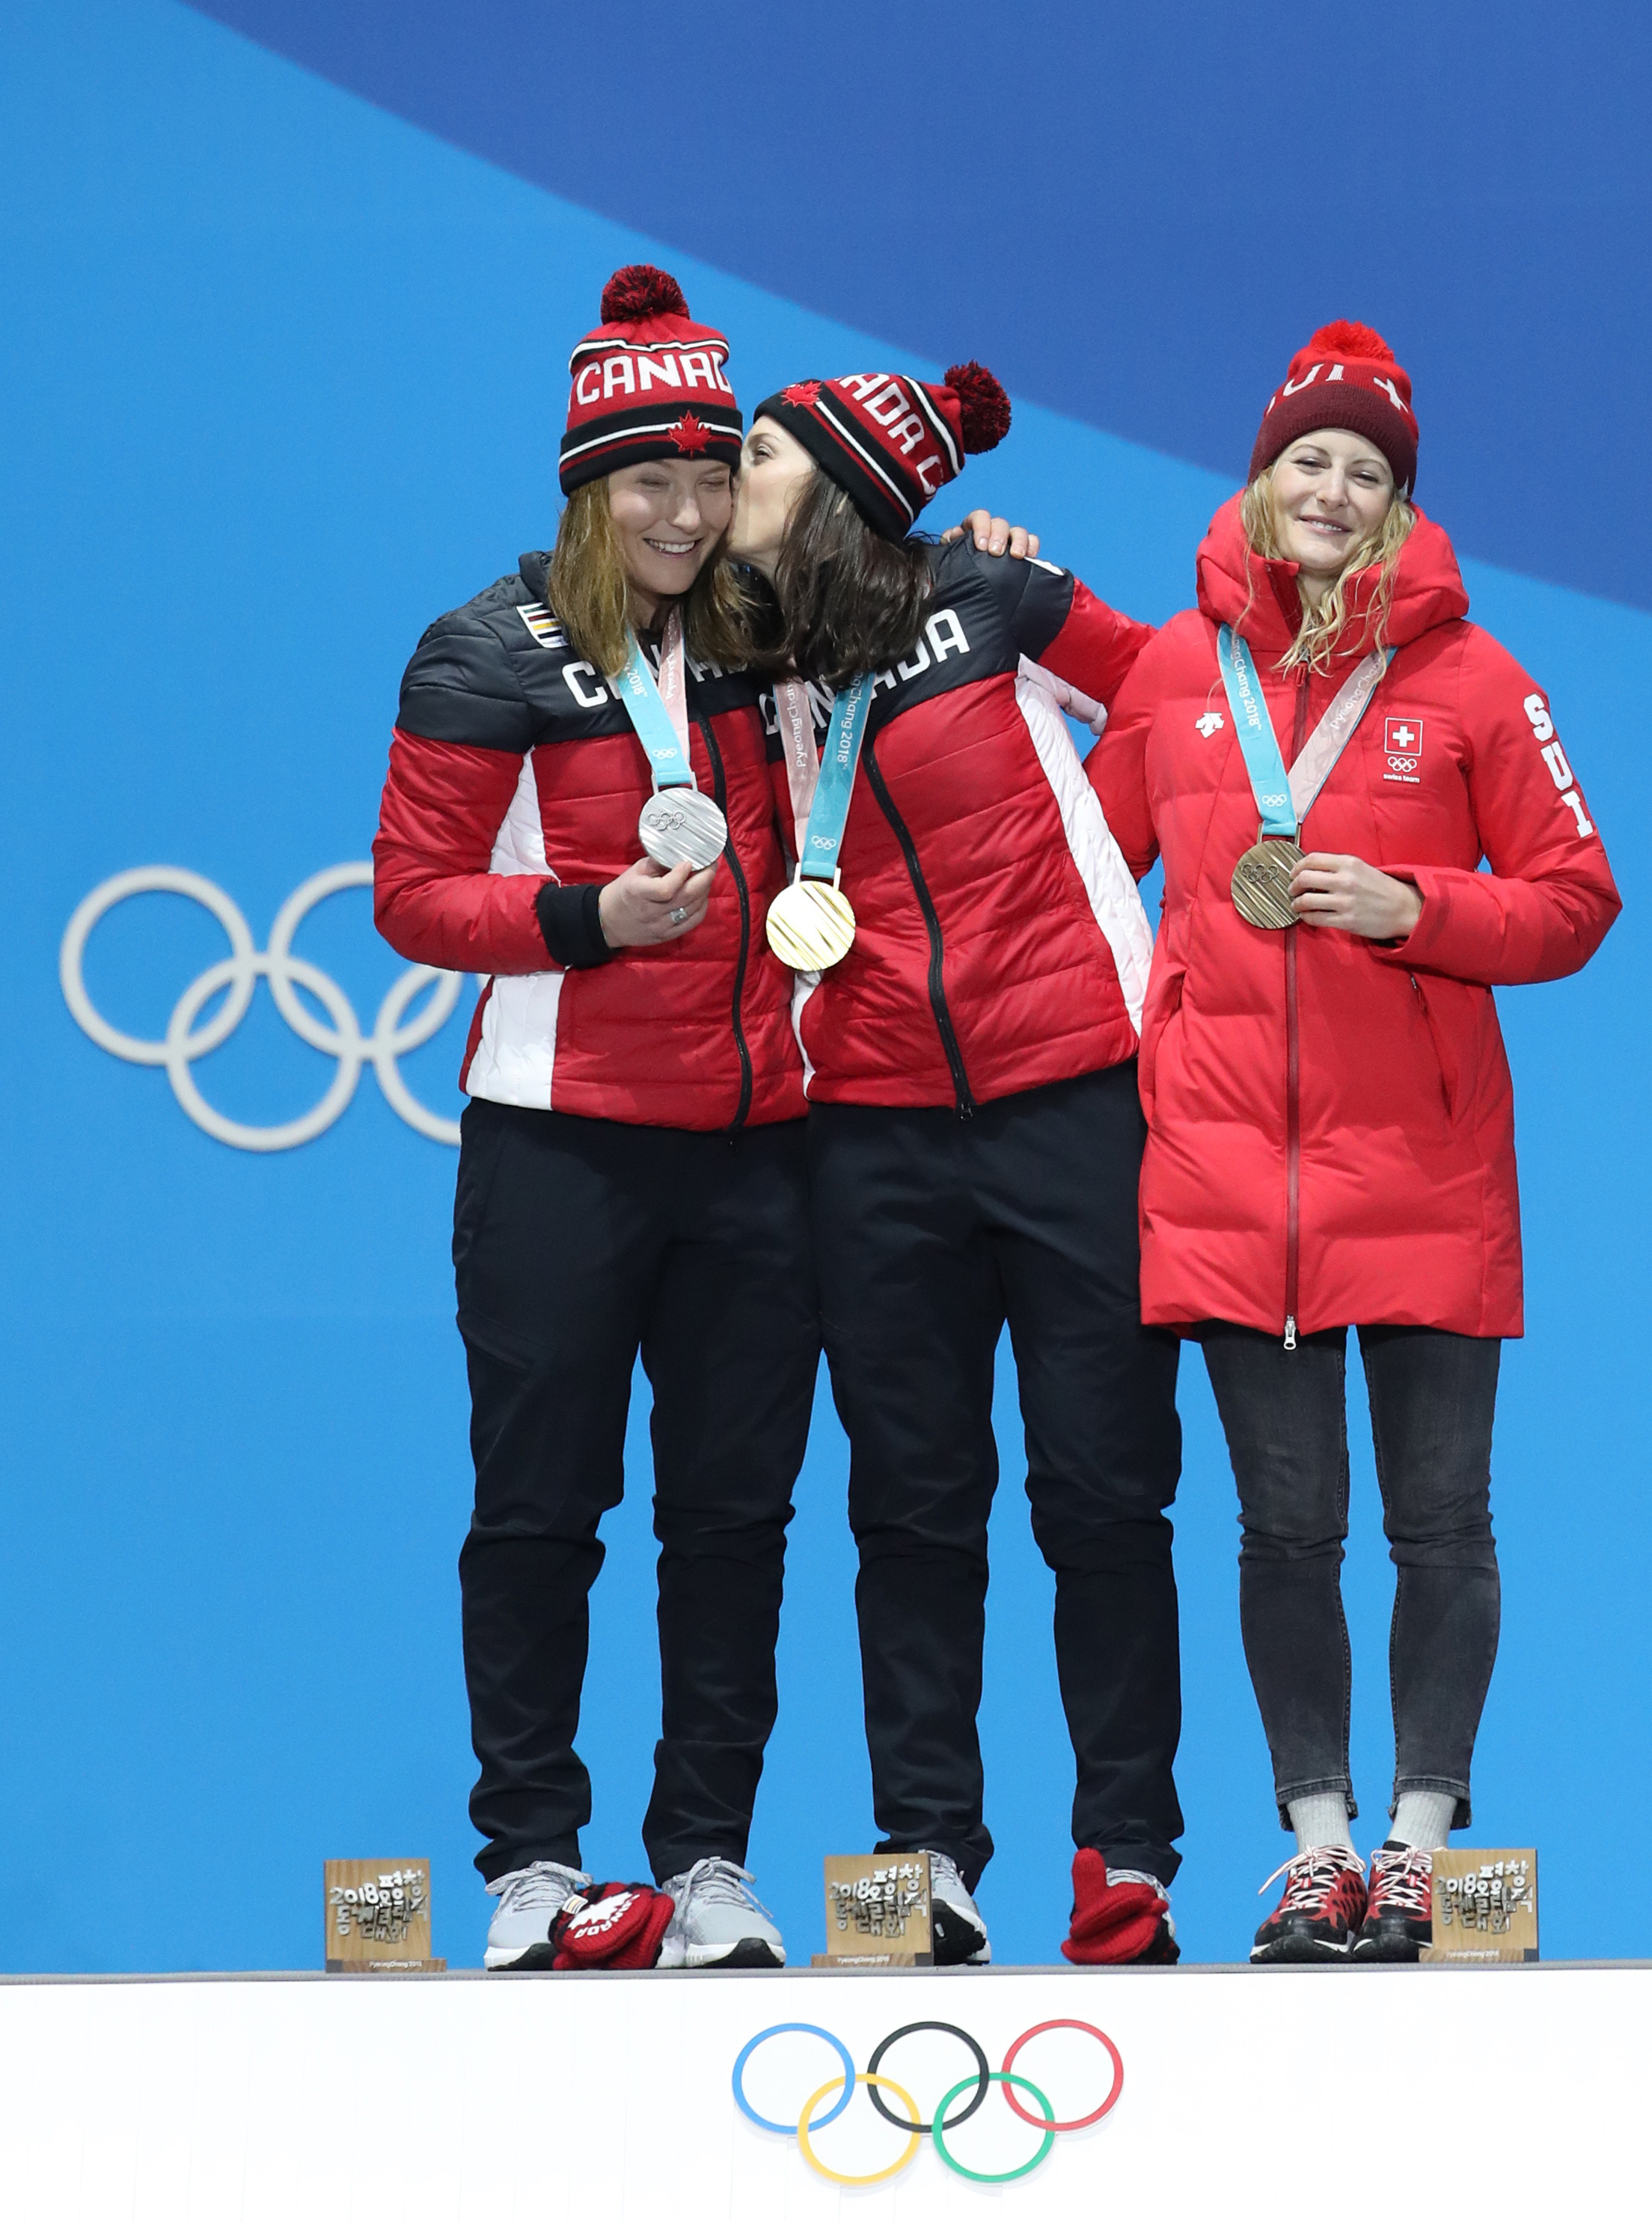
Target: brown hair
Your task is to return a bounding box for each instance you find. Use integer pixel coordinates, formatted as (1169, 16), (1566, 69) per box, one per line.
(547, 478), (754, 676)
(1236, 466), (1416, 674)
(746, 470), (933, 691)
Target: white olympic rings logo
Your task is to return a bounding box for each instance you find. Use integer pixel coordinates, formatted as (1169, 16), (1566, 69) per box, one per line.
(60, 864), (467, 1152)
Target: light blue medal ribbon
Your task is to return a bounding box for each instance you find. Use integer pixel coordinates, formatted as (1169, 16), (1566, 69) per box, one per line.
(763, 672), (875, 973)
(1217, 624), (1395, 837)
(617, 616), (729, 872)
(797, 672), (875, 881)
(615, 625), (694, 791)
(1217, 625), (1297, 838)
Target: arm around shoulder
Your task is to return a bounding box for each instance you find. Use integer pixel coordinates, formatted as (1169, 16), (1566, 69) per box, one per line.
(1083, 622), (1199, 881)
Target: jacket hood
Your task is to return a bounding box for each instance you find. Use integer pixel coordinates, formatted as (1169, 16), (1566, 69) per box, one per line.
(1194, 492), (1469, 661)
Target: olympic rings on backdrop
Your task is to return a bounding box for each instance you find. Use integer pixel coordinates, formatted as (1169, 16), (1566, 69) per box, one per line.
(932, 2072), (1056, 2185)
(731, 2024), (856, 2134)
(866, 2020), (989, 2134)
(797, 2075), (920, 2188)
(732, 2017), (1122, 2185)
(60, 865), (469, 1151)
(1002, 2017), (1125, 2131)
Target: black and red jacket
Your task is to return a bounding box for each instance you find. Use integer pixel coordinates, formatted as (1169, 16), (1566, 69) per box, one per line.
(774, 538), (1155, 1110)
(373, 551), (804, 1130)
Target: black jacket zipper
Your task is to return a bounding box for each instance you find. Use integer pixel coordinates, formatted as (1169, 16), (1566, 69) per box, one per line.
(700, 712), (753, 1133)
(861, 738), (976, 1117)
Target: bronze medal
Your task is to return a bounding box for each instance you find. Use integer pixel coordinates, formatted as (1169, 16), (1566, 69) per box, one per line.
(765, 875), (857, 972)
(1231, 835), (1305, 931)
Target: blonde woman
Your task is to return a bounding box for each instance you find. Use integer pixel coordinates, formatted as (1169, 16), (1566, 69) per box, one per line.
(374, 267), (816, 1972)
(1089, 322), (1620, 1960)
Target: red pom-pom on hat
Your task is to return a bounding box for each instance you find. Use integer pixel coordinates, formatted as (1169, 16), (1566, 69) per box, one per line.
(599, 264), (689, 325)
(1300, 319), (1396, 366)
(945, 361), (1012, 453)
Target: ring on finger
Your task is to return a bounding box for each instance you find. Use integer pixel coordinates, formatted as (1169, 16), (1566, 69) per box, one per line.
(669, 906), (688, 925)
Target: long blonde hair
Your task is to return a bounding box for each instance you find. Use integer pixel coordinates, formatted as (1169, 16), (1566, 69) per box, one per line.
(548, 480), (755, 677)
(1237, 467), (1416, 674)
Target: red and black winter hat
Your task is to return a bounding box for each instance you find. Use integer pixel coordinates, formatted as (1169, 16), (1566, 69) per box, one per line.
(560, 266), (743, 495)
(1249, 322), (1418, 495)
(754, 363), (1012, 539)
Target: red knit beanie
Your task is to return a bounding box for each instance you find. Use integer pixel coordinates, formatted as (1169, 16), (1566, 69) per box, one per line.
(560, 266), (743, 494)
(1249, 322), (1418, 495)
(754, 363), (1012, 539)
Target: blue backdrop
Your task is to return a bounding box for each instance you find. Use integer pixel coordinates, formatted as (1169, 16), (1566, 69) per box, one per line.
(2, 0), (1647, 1971)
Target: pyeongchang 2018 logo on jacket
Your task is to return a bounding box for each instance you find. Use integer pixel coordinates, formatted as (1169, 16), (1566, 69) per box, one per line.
(1383, 715), (1425, 784)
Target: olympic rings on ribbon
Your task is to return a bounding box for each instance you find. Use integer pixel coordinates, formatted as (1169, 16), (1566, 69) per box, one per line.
(732, 2016), (1122, 2185)
(60, 864), (469, 1151)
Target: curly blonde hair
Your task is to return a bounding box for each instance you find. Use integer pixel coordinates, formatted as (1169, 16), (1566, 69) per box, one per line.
(1238, 467), (1416, 674)
(548, 479), (756, 677)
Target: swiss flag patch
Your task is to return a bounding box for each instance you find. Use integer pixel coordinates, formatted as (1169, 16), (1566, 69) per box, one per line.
(1383, 716), (1425, 774)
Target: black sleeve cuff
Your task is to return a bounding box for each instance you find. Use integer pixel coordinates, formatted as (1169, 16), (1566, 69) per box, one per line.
(535, 881), (617, 970)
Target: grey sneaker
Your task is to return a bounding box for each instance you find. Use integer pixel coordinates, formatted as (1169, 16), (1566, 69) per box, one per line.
(923, 1850), (991, 1965)
(656, 1858), (785, 1969)
(483, 1859), (591, 1970)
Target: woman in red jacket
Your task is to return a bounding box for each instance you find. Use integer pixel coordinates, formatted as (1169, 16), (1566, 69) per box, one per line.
(726, 363), (1185, 1968)
(373, 266), (819, 1973)
(1089, 322), (1620, 1961)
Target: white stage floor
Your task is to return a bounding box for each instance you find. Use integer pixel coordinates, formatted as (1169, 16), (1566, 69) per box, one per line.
(0, 1962), (1643, 2218)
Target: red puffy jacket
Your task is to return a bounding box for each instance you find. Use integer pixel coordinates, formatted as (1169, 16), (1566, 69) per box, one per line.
(1089, 495), (1621, 1339)
(786, 538), (1155, 1109)
(374, 553), (804, 1131)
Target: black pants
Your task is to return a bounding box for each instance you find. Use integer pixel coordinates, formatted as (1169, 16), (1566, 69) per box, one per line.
(453, 1100), (819, 1885)
(809, 1065), (1184, 1891)
(1199, 1323), (1502, 1831)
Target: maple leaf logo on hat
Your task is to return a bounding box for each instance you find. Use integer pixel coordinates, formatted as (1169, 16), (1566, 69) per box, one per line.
(669, 412), (712, 455)
(780, 382), (822, 408)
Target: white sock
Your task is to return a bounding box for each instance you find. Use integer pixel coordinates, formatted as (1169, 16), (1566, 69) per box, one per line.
(1288, 1793), (1355, 1856)
(1388, 1790), (1456, 1851)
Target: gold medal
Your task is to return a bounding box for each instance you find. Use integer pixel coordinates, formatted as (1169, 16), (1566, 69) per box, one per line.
(765, 874), (857, 971)
(1231, 833), (1306, 931)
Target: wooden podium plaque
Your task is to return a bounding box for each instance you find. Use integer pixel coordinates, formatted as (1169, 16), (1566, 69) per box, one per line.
(324, 1859), (446, 1973)
(812, 1852), (934, 1966)
(1419, 1849), (1538, 1963)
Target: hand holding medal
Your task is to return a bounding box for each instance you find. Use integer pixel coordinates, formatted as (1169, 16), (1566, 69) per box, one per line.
(597, 856), (717, 947)
(617, 606), (730, 873)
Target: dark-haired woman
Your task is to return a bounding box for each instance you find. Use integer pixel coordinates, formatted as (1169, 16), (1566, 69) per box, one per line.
(726, 365), (1185, 1967)
(374, 267), (820, 1971)
(1089, 322), (1620, 1960)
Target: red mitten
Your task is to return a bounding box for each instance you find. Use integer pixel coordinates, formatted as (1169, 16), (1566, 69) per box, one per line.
(1062, 1848), (1175, 1965)
(550, 1882), (675, 1970)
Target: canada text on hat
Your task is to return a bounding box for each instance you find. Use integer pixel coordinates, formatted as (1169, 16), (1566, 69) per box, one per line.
(560, 266), (744, 495)
(1249, 321), (1419, 495)
(755, 362), (1012, 540)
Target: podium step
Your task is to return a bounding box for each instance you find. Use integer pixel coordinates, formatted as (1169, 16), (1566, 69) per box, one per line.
(0, 1962), (1644, 2217)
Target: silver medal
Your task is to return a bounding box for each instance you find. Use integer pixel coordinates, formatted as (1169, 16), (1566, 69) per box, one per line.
(638, 786), (728, 872)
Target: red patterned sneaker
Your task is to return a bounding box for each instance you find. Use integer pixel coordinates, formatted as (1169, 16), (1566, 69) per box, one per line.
(1355, 1847), (1434, 1962)
(1251, 1846), (1368, 1963)
(1062, 1849), (1179, 1965)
